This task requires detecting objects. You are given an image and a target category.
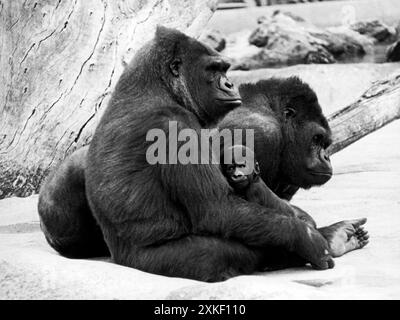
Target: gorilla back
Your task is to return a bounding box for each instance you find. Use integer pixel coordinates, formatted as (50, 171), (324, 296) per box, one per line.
(38, 146), (109, 258)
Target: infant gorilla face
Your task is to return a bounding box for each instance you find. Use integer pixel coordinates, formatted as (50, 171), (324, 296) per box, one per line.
(224, 162), (252, 189)
(222, 145), (259, 190)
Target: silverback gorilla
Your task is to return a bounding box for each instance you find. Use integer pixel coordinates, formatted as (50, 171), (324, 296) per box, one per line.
(38, 27), (368, 281)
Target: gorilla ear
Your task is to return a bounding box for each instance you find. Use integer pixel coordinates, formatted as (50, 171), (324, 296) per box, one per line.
(170, 58), (182, 77)
(155, 26), (187, 77)
(283, 107), (296, 119)
(254, 162), (260, 175)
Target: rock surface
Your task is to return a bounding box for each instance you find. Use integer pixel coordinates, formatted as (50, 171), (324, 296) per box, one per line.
(350, 20), (396, 42)
(386, 41), (400, 62)
(226, 11), (375, 70)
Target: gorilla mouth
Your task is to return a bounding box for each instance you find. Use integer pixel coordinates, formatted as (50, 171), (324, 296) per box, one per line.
(217, 99), (242, 106)
(310, 172), (332, 177)
(308, 171), (333, 185)
(230, 177), (247, 183)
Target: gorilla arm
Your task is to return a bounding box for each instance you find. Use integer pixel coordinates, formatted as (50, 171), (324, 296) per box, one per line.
(245, 176), (296, 214)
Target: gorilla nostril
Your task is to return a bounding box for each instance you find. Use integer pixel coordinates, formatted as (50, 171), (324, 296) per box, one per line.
(225, 81), (233, 89)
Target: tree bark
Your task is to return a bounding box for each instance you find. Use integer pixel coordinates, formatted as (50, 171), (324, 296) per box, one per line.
(328, 72), (400, 155)
(0, 0), (218, 199)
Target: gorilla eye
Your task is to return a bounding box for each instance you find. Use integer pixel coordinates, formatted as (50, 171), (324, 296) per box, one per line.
(206, 61), (230, 73)
(312, 134), (323, 145)
(283, 108), (296, 119)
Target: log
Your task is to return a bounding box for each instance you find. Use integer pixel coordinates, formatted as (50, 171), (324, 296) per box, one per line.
(328, 72), (400, 155)
(0, 0), (218, 199)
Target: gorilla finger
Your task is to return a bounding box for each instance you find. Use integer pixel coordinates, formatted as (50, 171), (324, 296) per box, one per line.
(362, 234), (370, 240)
(356, 229), (367, 237)
(356, 226), (365, 233)
(360, 231), (369, 238)
(350, 218), (367, 228)
(358, 230), (369, 237)
(360, 240), (369, 247)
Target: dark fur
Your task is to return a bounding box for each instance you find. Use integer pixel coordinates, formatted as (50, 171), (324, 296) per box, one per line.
(222, 145), (317, 229)
(219, 77), (333, 198)
(38, 28), (333, 281)
(38, 146), (109, 257)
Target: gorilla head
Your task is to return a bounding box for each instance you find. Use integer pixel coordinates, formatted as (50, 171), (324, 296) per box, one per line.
(119, 26), (241, 126)
(239, 77), (333, 189)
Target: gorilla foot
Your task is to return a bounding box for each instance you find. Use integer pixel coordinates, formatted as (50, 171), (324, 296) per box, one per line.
(319, 218), (369, 258)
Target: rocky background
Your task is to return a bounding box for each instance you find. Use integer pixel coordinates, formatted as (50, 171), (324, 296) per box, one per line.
(200, 10), (400, 69)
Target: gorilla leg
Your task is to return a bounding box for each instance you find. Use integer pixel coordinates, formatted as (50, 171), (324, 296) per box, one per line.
(261, 246), (308, 271)
(38, 147), (109, 258)
(112, 236), (265, 282)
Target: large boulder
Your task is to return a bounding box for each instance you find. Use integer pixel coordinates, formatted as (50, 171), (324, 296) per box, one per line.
(311, 26), (372, 60)
(386, 41), (400, 62)
(350, 20), (396, 42)
(227, 11), (372, 70)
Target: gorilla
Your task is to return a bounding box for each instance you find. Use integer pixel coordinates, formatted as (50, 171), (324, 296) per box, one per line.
(38, 27), (368, 282)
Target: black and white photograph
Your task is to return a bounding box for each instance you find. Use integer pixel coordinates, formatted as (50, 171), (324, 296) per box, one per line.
(0, 0), (399, 303)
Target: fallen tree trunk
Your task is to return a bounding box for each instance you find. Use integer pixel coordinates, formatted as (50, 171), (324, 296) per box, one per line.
(328, 72), (400, 155)
(0, 0), (218, 199)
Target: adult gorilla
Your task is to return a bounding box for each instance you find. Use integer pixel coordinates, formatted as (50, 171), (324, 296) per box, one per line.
(218, 77), (369, 264)
(220, 77), (334, 199)
(38, 27), (359, 281)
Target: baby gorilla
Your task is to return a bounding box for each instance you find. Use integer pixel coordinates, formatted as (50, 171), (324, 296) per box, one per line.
(221, 144), (315, 227)
(221, 145), (369, 258)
